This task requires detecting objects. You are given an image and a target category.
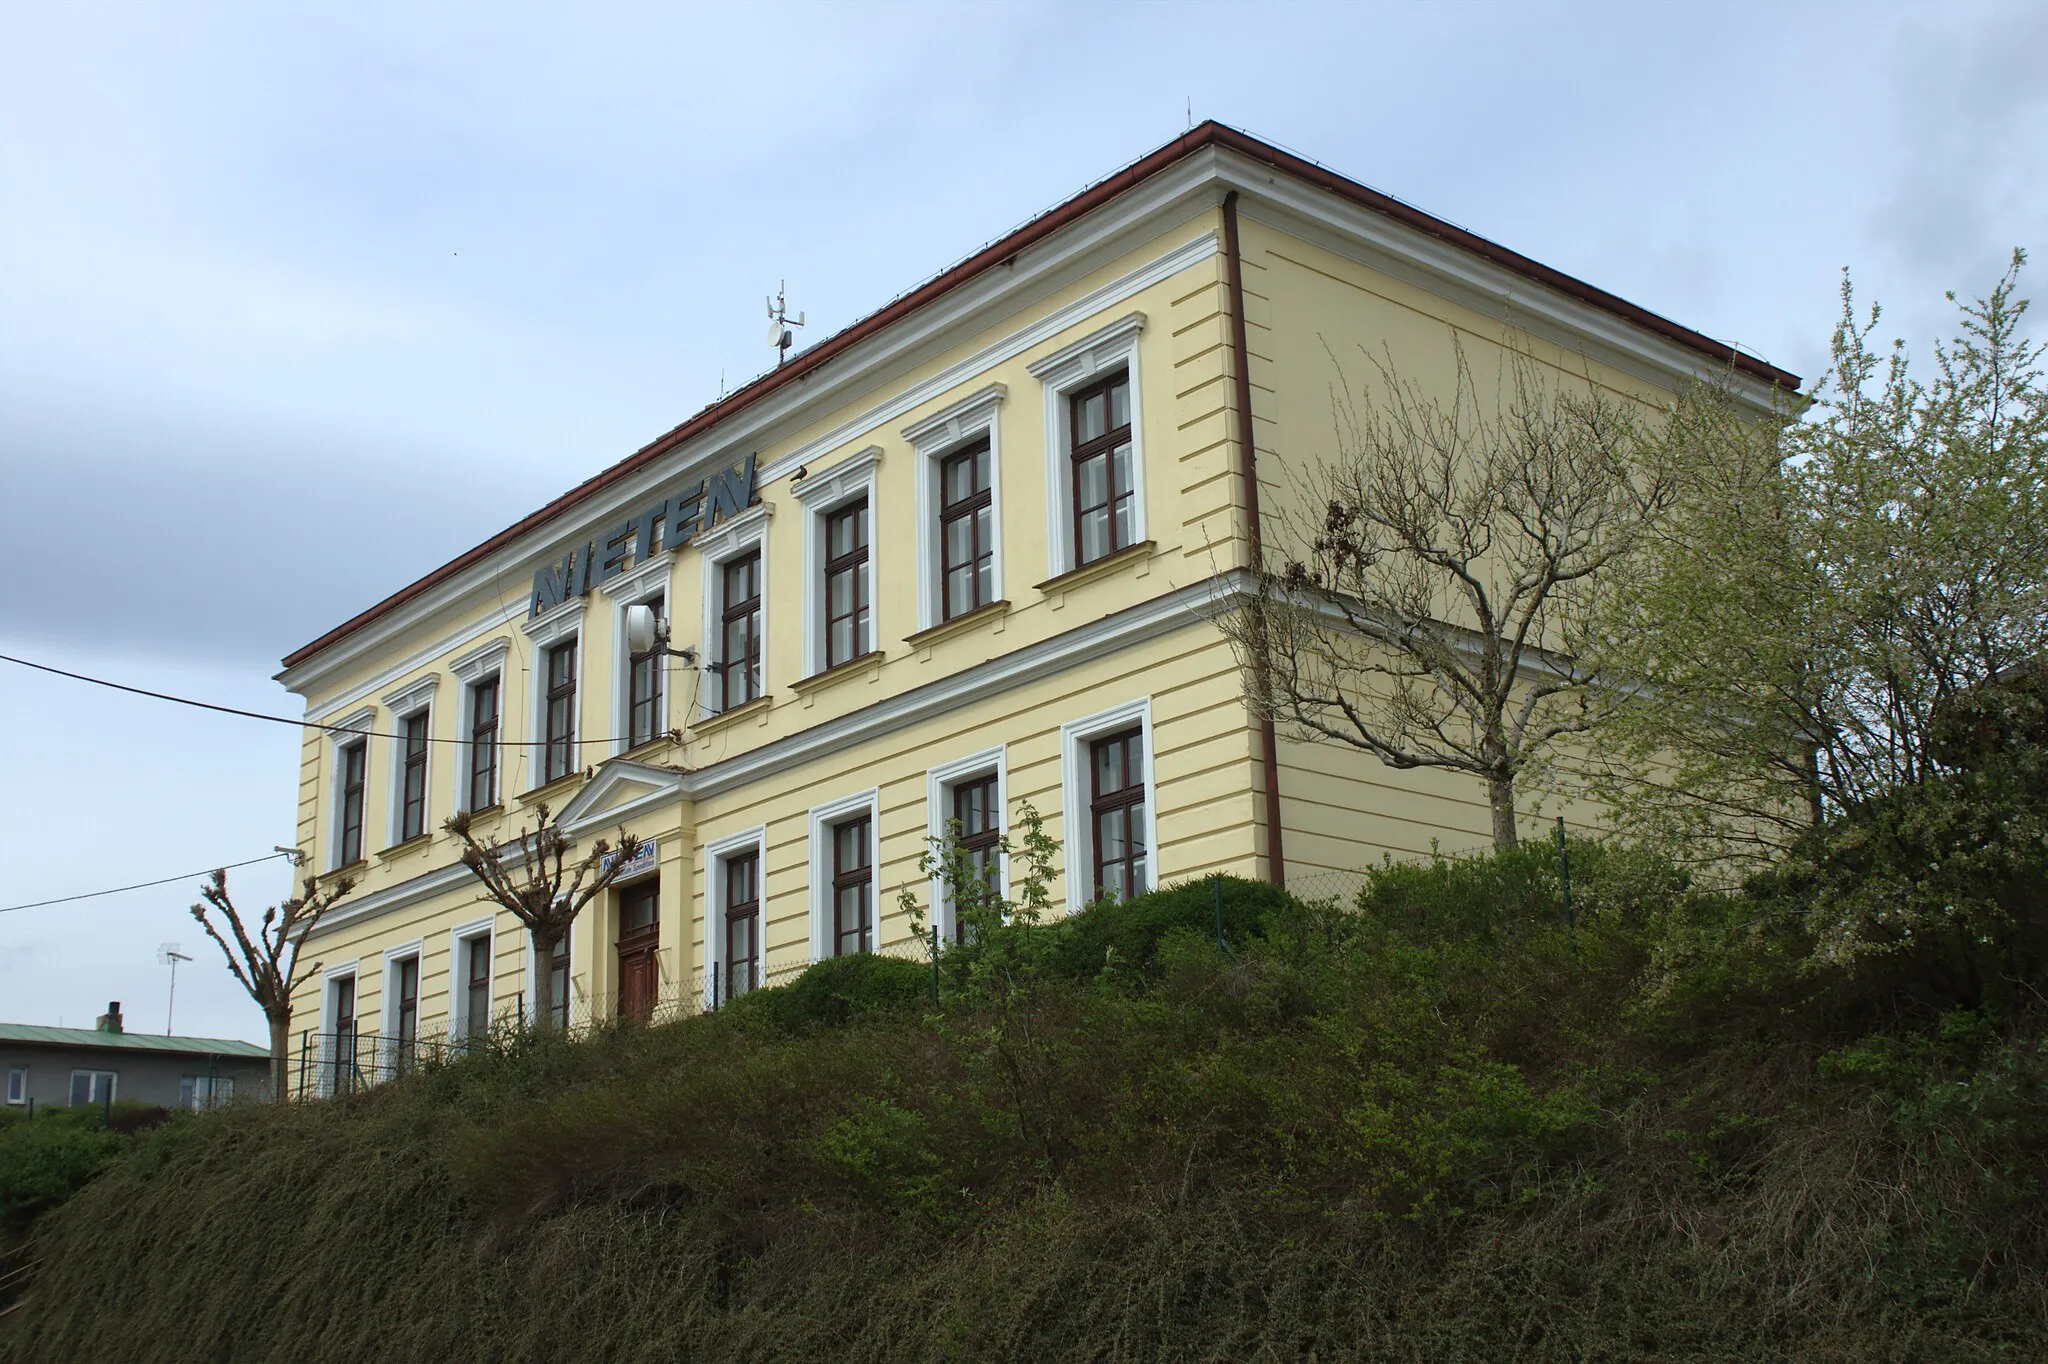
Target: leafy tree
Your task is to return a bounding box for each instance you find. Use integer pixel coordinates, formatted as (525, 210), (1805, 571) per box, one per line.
(1226, 339), (1672, 849)
(443, 803), (641, 1031)
(190, 864), (356, 1101)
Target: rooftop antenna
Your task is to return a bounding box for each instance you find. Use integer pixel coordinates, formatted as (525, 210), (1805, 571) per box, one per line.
(157, 942), (192, 1035)
(767, 281), (805, 368)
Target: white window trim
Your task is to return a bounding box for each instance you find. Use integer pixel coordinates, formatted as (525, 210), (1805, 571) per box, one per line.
(446, 915), (497, 1039)
(791, 446), (883, 678)
(327, 708), (376, 871)
(1059, 696), (1158, 912)
(69, 1070), (117, 1106)
(697, 502), (773, 719)
(703, 825), (768, 1005)
(319, 960), (360, 1096)
(903, 384), (1007, 633)
(450, 639), (511, 812)
(6, 1066), (26, 1105)
(807, 787), (881, 960)
(925, 745), (1009, 943)
(606, 554), (673, 755)
(379, 938), (426, 1041)
(1027, 310), (1148, 579)
(380, 674), (439, 848)
(521, 602), (585, 790)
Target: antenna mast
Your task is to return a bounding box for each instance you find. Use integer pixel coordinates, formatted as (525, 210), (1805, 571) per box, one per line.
(766, 281), (805, 368)
(158, 942), (192, 1035)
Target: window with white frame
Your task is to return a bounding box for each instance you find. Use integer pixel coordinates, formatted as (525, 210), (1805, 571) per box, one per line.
(451, 639), (510, 812)
(926, 747), (1008, 944)
(808, 790), (878, 958)
(448, 918), (495, 1039)
(1027, 312), (1148, 578)
(705, 826), (767, 1004)
(521, 603), (583, 791)
(903, 383), (1007, 632)
(1060, 698), (1158, 910)
(606, 554), (672, 754)
(791, 446), (882, 677)
(179, 1074), (234, 1110)
(321, 965), (359, 1096)
(6, 1066), (25, 1105)
(697, 504), (771, 716)
(68, 1070), (117, 1107)
(327, 708), (374, 871)
(383, 943), (424, 1061)
(381, 674), (438, 848)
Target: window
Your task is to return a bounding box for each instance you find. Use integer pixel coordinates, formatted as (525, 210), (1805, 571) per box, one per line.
(398, 712), (429, 842)
(939, 441), (995, 620)
(467, 677), (500, 810)
(719, 553), (762, 711)
(831, 815), (873, 956)
(948, 773), (1002, 942)
(393, 956), (420, 1049)
(179, 1075), (234, 1110)
(69, 1070), (117, 1107)
(1069, 372), (1135, 566)
(549, 940), (570, 1031)
(724, 850), (760, 996)
(338, 740), (367, 866)
(462, 936), (492, 1038)
(627, 593), (665, 748)
(330, 973), (358, 1091)
(1089, 728), (1148, 903)
(823, 500), (870, 670)
(543, 641), (577, 785)
(6, 1066), (24, 1105)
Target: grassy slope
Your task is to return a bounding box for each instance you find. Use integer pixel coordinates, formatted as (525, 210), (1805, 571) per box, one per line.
(5, 864), (2045, 1362)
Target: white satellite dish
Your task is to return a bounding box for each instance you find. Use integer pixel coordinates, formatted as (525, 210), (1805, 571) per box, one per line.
(767, 318), (787, 346)
(625, 603), (661, 654)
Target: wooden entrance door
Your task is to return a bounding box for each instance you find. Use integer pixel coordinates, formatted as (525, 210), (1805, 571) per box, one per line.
(616, 881), (660, 1022)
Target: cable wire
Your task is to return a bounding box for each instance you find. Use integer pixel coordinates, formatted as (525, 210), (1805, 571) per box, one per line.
(0, 651), (683, 749)
(0, 852), (295, 915)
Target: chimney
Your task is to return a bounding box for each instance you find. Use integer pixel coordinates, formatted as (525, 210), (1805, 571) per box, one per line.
(97, 1001), (123, 1034)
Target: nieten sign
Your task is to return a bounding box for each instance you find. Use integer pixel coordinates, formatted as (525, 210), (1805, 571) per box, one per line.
(528, 454), (760, 618)
(601, 839), (658, 880)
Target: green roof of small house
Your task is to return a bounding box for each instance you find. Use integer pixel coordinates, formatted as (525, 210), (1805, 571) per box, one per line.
(0, 1023), (268, 1058)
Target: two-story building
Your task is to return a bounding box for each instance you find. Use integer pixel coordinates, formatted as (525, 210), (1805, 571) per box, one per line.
(276, 123), (1795, 1076)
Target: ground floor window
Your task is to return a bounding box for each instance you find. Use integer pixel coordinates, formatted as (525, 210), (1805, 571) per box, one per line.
(724, 850), (761, 997)
(462, 935), (492, 1038)
(832, 815), (873, 956)
(69, 1070), (117, 1107)
(179, 1075), (234, 1110)
(6, 1066), (24, 1105)
(550, 940), (571, 1031)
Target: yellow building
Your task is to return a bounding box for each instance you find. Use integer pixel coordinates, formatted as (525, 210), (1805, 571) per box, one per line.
(276, 124), (1794, 1087)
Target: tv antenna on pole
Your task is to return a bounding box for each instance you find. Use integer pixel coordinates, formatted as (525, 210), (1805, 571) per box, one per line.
(766, 281), (805, 367)
(157, 942), (192, 1035)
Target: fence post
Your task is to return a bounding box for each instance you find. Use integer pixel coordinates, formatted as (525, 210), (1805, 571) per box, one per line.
(929, 924), (940, 1005)
(517, 991), (525, 1032)
(712, 962), (721, 1013)
(298, 1030), (309, 1102)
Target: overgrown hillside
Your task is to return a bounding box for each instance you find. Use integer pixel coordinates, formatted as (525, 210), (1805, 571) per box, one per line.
(6, 806), (2047, 1363)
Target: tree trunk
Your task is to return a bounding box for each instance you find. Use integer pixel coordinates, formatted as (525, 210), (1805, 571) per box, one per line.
(531, 927), (558, 1032)
(268, 1011), (292, 1104)
(1488, 772), (1519, 850)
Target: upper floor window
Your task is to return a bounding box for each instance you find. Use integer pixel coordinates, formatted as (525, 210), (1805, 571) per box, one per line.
(398, 712), (430, 843)
(1069, 372), (1134, 567)
(720, 553), (762, 710)
(823, 500), (871, 670)
(339, 739), (367, 866)
(940, 440), (995, 620)
(627, 593), (665, 748)
(467, 677), (500, 810)
(543, 641), (577, 785)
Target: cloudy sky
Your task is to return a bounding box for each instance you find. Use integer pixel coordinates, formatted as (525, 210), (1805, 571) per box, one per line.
(2, 0), (2043, 1043)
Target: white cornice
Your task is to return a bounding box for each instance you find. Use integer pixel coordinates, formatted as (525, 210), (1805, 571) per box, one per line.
(695, 500), (772, 562)
(602, 551), (672, 605)
(900, 382), (1006, 452)
(789, 445), (883, 508)
(448, 637), (511, 684)
(556, 758), (687, 837)
(333, 707), (376, 742)
(1026, 311), (1146, 383)
(380, 673), (439, 717)
(521, 599), (584, 647)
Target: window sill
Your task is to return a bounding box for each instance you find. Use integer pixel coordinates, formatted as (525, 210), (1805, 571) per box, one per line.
(693, 695), (772, 736)
(905, 600), (1010, 652)
(378, 834), (434, 863)
(519, 772), (586, 807)
(791, 650), (886, 702)
(323, 860), (368, 888)
(621, 733), (679, 761)
(1034, 540), (1156, 602)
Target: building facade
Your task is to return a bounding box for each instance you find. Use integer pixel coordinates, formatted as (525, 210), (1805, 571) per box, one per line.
(276, 125), (1794, 1082)
(2, 1005), (270, 1111)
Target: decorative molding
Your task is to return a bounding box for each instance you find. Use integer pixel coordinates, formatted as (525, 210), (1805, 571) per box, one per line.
(906, 385), (1007, 634)
(1033, 540), (1155, 597)
(903, 600), (1009, 652)
(695, 501), (773, 562)
(791, 650), (885, 698)
(690, 694), (770, 737)
(1059, 696), (1158, 912)
(924, 745), (1008, 943)
(521, 598), (584, 647)
(699, 503), (772, 722)
(380, 673), (440, 717)
(602, 551), (672, 605)
(789, 444), (884, 508)
(1026, 310), (1147, 384)
(555, 758), (686, 837)
(445, 915), (497, 1040)
(900, 382), (1007, 450)
(797, 449), (883, 677)
(807, 788), (880, 961)
(1032, 313), (1149, 578)
(332, 707), (377, 740)
(448, 638), (510, 684)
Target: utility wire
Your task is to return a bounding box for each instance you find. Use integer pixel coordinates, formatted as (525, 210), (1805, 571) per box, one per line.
(0, 853), (294, 915)
(0, 651), (681, 749)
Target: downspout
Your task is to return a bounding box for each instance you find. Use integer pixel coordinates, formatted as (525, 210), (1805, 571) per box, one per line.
(1222, 190), (1288, 888)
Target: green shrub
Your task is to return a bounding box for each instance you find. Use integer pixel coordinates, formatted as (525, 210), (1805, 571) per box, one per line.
(1040, 875), (1296, 982)
(728, 951), (932, 1033)
(0, 1104), (141, 1233)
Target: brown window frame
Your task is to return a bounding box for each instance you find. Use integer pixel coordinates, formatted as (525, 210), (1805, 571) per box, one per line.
(822, 500), (870, 671)
(543, 640), (577, 785)
(720, 552), (762, 711)
(723, 850), (761, 994)
(831, 814), (873, 957)
(338, 739), (367, 866)
(627, 595), (665, 749)
(939, 439), (994, 620)
(394, 956), (420, 1048)
(548, 940), (570, 1032)
(463, 936), (491, 1039)
(1068, 371), (1136, 567)
(467, 676), (500, 810)
(1088, 727), (1148, 903)
(398, 711), (430, 843)
(949, 773), (1001, 943)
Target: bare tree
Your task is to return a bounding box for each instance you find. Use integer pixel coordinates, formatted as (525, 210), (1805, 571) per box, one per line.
(190, 863), (356, 1102)
(1226, 340), (1673, 849)
(442, 803), (641, 1031)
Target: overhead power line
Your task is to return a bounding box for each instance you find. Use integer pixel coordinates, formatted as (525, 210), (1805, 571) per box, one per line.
(0, 651), (676, 748)
(0, 852), (294, 915)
